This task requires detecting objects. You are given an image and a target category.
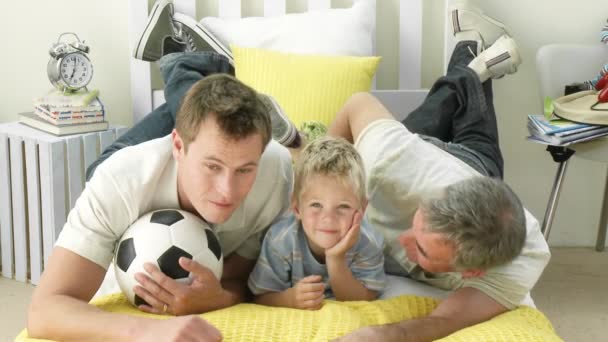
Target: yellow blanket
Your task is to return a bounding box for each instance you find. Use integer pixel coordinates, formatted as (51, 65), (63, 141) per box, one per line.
(17, 293), (562, 341)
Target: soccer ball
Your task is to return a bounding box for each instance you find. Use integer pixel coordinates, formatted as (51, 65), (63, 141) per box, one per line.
(114, 209), (223, 307)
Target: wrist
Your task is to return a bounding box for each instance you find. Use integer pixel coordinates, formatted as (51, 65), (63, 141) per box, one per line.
(284, 287), (296, 308)
(217, 287), (237, 309)
(326, 254), (347, 268)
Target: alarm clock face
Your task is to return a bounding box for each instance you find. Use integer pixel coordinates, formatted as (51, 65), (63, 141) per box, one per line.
(59, 52), (93, 90)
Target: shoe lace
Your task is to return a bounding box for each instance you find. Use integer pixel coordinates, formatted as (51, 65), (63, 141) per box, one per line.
(173, 22), (197, 52)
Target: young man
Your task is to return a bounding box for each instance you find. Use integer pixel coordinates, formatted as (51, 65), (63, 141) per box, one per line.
(330, 3), (550, 342)
(27, 2), (294, 340)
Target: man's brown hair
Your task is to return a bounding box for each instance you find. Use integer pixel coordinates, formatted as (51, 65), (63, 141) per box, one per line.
(175, 74), (271, 150)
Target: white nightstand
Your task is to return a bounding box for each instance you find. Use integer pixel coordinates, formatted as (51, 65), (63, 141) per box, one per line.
(0, 122), (127, 284)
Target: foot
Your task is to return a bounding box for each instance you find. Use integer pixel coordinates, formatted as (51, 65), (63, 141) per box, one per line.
(450, 0), (509, 50)
(257, 94), (301, 148)
(133, 0), (186, 61)
(172, 13), (234, 65)
(468, 35), (522, 82)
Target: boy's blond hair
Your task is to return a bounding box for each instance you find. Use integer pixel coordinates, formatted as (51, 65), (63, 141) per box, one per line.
(293, 136), (366, 204)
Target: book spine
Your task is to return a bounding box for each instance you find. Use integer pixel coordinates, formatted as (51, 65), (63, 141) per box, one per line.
(34, 108), (105, 126)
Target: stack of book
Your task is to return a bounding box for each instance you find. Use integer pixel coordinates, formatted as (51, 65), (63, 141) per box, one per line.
(19, 89), (109, 136)
(527, 114), (608, 146)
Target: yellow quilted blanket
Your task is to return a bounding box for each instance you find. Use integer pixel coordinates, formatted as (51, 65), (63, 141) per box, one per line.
(17, 293), (562, 341)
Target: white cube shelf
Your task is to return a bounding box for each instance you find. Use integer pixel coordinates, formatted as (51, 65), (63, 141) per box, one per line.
(0, 122), (127, 284)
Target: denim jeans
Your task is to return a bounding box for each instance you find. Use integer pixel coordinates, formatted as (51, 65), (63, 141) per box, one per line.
(87, 42), (503, 180)
(402, 41), (503, 178)
(85, 52), (234, 180)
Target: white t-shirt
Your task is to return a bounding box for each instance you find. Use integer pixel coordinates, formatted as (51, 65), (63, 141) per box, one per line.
(56, 135), (293, 272)
(355, 119), (551, 310)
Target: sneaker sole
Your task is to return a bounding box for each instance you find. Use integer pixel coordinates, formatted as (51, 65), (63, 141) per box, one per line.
(173, 13), (234, 65)
(133, 0), (172, 61)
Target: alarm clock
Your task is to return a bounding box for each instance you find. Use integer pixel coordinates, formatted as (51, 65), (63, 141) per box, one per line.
(47, 32), (94, 92)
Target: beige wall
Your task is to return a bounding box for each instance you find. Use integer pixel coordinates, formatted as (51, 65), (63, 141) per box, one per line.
(1, 0), (607, 247)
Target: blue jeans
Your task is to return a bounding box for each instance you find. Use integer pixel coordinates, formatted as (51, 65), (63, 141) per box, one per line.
(85, 52), (233, 180)
(87, 42), (502, 180)
(402, 41), (503, 178)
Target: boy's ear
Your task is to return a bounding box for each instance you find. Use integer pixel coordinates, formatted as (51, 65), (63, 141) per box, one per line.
(361, 198), (368, 213)
(291, 195), (301, 219)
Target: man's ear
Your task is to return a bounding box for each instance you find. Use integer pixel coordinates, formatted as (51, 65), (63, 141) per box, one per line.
(461, 269), (486, 279)
(172, 129), (184, 161)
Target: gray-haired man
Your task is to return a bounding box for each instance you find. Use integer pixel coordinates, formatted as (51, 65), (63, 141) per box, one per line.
(329, 2), (550, 341)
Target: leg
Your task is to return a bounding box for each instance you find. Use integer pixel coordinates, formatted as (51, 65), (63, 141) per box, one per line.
(160, 51), (234, 122)
(87, 0), (236, 181)
(402, 40), (504, 178)
(401, 2), (522, 179)
(86, 52), (234, 180)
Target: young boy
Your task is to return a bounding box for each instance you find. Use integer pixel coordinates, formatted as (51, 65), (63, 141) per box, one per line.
(248, 137), (386, 310)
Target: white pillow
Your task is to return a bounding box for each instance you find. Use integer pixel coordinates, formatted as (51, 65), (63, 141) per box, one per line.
(199, 0), (375, 56)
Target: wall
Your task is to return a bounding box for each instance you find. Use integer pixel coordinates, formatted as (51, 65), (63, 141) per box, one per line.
(1, 0), (607, 247)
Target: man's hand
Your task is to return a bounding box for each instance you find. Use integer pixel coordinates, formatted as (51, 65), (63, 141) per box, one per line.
(134, 257), (228, 315)
(326, 212), (362, 261)
(289, 275), (325, 310)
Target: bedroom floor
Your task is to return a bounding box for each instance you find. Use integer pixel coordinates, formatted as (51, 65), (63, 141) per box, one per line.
(1, 247), (606, 341)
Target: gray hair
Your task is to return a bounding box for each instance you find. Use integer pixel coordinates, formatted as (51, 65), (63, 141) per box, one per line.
(419, 177), (526, 270)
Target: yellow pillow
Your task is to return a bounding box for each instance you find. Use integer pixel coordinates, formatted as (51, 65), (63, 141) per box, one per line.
(233, 46), (381, 128)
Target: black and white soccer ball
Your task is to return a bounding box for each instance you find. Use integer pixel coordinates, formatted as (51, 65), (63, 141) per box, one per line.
(113, 209), (223, 307)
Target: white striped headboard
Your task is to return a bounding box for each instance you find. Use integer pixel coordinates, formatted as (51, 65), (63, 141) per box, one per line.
(129, 0), (456, 123)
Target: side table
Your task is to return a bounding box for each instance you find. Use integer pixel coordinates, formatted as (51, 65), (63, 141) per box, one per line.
(0, 122), (127, 284)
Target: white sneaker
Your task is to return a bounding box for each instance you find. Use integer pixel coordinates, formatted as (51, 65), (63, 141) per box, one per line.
(471, 35), (522, 80)
(172, 13), (234, 65)
(450, 0), (509, 50)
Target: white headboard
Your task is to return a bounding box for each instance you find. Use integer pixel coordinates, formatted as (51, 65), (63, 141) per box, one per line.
(128, 0), (455, 123)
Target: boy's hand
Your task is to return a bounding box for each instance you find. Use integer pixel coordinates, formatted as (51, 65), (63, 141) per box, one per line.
(326, 212), (362, 260)
(289, 275), (325, 310)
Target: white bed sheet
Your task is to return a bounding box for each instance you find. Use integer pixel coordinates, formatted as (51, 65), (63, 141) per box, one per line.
(380, 275), (536, 308)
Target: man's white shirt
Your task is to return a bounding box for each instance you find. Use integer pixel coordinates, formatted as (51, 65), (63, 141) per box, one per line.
(55, 135), (292, 296)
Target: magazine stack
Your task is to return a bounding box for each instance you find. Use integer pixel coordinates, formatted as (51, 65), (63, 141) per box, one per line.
(527, 114), (608, 146)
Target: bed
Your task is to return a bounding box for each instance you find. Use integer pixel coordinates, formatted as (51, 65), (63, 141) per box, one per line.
(16, 1), (563, 341)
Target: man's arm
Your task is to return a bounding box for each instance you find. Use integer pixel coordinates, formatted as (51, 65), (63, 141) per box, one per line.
(328, 92), (394, 144)
(336, 287), (506, 342)
(28, 247), (221, 342)
(220, 253), (257, 304)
